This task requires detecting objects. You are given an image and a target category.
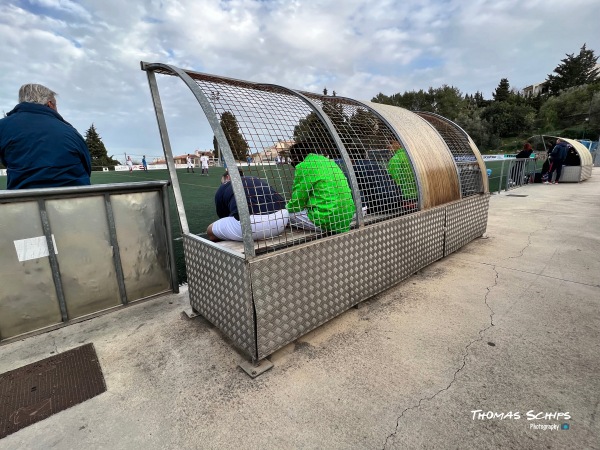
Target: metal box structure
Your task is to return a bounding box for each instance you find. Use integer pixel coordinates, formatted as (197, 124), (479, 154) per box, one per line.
(0, 182), (178, 342)
(142, 62), (490, 364)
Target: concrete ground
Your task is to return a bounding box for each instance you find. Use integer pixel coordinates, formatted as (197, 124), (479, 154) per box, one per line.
(1, 169), (599, 450)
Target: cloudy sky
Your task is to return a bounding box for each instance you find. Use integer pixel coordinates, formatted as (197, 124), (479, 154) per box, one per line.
(1, 0), (599, 162)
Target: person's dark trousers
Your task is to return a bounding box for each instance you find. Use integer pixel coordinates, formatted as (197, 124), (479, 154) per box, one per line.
(548, 159), (564, 182)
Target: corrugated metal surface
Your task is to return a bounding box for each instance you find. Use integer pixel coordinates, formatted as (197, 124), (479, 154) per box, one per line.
(365, 102), (461, 209)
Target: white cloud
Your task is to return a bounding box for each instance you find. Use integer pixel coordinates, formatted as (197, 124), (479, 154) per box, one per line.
(1, 0), (599, 158)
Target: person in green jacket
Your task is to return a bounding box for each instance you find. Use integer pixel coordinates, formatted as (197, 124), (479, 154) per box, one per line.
(387, 142), (418, 202)
(286, 142), (356, 233)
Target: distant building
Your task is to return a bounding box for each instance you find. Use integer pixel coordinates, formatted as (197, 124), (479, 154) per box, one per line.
(522, 82), (548, 97)
(523, 63), (600, 97)
(252, 140), (295, 162)
(194, 149), (215, 158)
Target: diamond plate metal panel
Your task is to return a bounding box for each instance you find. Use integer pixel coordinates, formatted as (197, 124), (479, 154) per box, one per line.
(558, 166), (582, 183)
(249, 207), (446, 359)
(183, 235), (256, 358)
(445, 194), (490, 256)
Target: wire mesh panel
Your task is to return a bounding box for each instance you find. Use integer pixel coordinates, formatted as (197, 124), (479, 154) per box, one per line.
(416, 112), (484, 197)
(178, 70), (405, 254)
(187, 74), (350, 253)
(301, 93), (419, 222)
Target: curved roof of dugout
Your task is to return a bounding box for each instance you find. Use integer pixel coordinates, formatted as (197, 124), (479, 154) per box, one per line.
(141, 62), (488, 229)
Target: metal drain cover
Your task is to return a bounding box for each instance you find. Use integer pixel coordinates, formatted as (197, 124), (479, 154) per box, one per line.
(506, 194), (529, 197)
(0, 343), (106, 439)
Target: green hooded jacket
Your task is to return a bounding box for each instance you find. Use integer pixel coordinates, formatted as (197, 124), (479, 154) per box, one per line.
(286, 153), (355, 233)
(388, 147), (418, 201)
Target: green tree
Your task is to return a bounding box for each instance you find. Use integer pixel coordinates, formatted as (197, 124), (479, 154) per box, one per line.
(372, 85), (466, 120)
(493, 78), (511, 102)
(455, 110), (499, 151)
(214, 111), (249, 161)
(429, 85), (465, 119)
(480, 102), (535, 137)
(84, 124), (119, 168)
(545, 44), (600, 95)
(293, 111), (336, 151)
(537, 83), (600, 137)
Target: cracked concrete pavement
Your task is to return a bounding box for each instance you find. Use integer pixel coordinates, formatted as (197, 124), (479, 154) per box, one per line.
(1, 169), (599, 449)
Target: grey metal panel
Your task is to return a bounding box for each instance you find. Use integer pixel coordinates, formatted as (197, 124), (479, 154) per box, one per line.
(0, 202), (62, 339)
(45, 196), (121, 318)
(444, 194), (490, 256)
(111, 191), (171, 300)
(183, 234), (256, 358)
(558, 166), (581, 183)
(249, 207), (446, 359)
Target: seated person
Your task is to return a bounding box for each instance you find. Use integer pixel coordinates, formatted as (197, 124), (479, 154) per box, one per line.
(286, 142), (356, 233)
(515, 142), (534, 159)
(564, 147), (580, 166)
(207, 170), (289, 242)
(336, 157), (404, 215)
(510, 142), (534, 184)
(387, 142), (418, 207)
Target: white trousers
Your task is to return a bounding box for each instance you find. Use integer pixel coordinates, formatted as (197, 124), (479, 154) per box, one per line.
(211, 210), (290, 241)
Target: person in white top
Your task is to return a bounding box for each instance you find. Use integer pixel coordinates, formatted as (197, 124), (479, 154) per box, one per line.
(126, 155), (133, 173)
(186, 154), (195, 173)
(200, 153), (210, 176)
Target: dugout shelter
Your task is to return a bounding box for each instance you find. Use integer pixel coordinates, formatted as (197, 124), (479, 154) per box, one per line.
(533, 135), (594, 183)
(141, 61), (490, 376)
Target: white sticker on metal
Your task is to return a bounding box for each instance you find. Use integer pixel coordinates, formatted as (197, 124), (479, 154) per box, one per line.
(14, 235), (58, 262)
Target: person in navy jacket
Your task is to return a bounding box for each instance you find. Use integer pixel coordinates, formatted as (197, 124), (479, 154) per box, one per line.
(207, 169), (289, 242)
(0, 84), (91, 190)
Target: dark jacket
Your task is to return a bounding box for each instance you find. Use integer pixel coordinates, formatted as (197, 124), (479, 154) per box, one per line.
(550, 141), (569, 162)
(337, 159), (404, 214)
(215, 176), (286, 220)
(0, 102), (91, 189)
(515, 149), (533, 159)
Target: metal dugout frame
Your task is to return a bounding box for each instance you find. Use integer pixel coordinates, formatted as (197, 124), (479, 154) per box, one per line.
(141, 62), (490, 366)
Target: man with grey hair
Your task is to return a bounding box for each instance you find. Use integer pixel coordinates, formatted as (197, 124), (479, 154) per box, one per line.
(0, 83), (91, 189)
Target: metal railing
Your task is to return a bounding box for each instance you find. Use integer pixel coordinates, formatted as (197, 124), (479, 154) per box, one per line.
(486, 158), (539, 193)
